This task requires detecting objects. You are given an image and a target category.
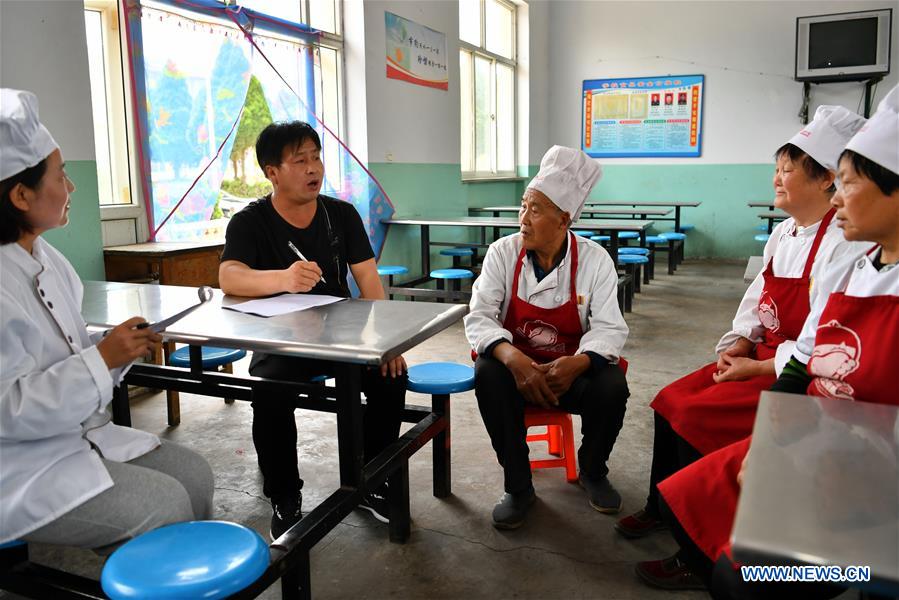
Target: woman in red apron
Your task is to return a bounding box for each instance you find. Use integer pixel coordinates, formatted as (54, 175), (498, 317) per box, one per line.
(465, 146), (630, 529)
(617, 106), (868, 541)
(638, 87), (899, 598)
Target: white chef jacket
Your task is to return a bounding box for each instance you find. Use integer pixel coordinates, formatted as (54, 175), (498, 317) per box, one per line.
(464, 233), (628, 362)
(716, 216), (869, 375)
(793, 247), (899, 364)
(0, 238), (158, 544)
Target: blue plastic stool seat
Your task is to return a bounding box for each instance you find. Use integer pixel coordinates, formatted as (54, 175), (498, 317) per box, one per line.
(430, 268), (473, 280)
(619, 247), (649, 256)
(377, 265), (409, 276)
(407, 362), (475, 395)
(659, 232), (686, 241)
(645, 235), (668, 244)
(617, 254), (650, 265)
(618, 231), (640, 240)
(572, 230), (593, 237)
(439, 247), (474, 257)
(590, 235), (611, 242)
(677, 224), (695, 232)
(169, 346), (246, 369)
(0, 540), (26, 550)
(754, 233), (770, 242)
(101, 521), (269, 600)
(755, 223), (769, 231)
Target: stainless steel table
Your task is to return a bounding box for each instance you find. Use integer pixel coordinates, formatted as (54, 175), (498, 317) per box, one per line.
(732, 391), (899, 596)
(470, 205), (672, 219)
(383, 216), (655, 280)
(743, 256), (763, 283)
(583, 200), (700, 232)
(81, 281), (467, 599)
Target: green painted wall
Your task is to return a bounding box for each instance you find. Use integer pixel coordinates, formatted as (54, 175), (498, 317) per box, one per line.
(42, 159), (105, 280)
(372, 162), (775, 274)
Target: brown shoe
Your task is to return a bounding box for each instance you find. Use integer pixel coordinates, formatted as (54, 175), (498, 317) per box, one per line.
(615, 508), (668, 539)
(635, 554), (707, 591)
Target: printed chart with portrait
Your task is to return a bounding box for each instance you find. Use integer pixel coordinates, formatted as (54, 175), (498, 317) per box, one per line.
(582, 74), (704, 158)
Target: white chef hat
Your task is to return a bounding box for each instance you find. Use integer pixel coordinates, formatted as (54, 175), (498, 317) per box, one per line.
(0, 88), (58, 181)
(526, 145), (602, 222)
(845, 84), (899, 176)
(786, 105), (866, 173)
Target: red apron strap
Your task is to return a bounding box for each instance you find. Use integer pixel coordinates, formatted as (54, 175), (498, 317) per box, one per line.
(510, 244), (527, 301)
(568, 231), (579, 300)
(802, 207), (836, 280)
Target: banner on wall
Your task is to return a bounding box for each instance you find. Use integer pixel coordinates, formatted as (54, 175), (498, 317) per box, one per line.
(385, 12), (448, 91)
(582, 74), (704, 158)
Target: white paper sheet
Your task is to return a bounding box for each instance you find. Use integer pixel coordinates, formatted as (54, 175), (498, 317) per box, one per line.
(224, 294), (345, 317)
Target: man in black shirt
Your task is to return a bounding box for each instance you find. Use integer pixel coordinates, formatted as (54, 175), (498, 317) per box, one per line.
(219, 121), (406, 540)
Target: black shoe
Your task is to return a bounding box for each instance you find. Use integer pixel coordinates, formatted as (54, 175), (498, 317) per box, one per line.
(358, 485), (390, 524)
(270, 491), (303, 541)
(579, 473), (622, 514)
(491, 487), (536, 530)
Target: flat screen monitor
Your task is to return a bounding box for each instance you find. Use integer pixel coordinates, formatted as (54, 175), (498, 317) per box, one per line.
(795, 9), (891, 82)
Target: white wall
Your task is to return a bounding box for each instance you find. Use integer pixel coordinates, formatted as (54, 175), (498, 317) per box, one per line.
(0, 0), (96, 161)
(548, 0), (899, 164)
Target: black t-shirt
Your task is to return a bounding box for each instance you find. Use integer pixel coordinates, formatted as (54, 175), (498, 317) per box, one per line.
(220, 194), (374, 298)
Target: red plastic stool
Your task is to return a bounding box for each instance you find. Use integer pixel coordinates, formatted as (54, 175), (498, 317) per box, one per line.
(524, 358), (629, 483)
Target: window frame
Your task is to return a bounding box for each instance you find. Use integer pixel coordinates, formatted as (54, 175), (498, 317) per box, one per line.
(459, 0), (518, 181)
(85, 0), (149, 244)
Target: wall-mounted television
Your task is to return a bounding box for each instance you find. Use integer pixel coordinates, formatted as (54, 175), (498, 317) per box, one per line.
(795, 8), (892, 82)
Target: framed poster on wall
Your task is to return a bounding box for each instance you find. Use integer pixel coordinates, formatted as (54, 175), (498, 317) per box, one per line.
(582, 74), (704, 158)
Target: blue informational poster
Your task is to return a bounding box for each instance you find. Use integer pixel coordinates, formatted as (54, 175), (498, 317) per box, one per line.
(582, 74), (704, 158)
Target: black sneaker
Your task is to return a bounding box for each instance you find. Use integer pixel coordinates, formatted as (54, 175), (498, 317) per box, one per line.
(270, 491), (303, 541)
(491, 487), (536, 530)
(579, 473), (622, 514)
(358, 485), (390, 524)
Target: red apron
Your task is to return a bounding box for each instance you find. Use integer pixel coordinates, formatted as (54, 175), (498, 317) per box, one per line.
(660, 250), (899, 562)
(502, 232), (583, 362)
(806, 255), (899, 404)
(652, 209), (836, 455)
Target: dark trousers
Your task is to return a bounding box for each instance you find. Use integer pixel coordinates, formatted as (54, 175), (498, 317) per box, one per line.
(249, 355), (406, 501)
(646, 412), (702, 516)
(660, 492), (846, 600)
(474, 355), (629, 495)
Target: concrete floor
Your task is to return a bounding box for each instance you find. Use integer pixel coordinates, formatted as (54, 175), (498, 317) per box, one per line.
(19, 260), (789, 599)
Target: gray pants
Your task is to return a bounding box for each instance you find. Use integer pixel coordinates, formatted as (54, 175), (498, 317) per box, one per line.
(24, 440), (214, 554)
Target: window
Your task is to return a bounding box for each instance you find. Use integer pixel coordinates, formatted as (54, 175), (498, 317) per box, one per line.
(459, 0), (516, 178)
(84, 0), (345, 243)
(85, 0), (148, 245)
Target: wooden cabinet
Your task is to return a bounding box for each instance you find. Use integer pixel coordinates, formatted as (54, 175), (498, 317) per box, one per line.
(103, 240), (224, 287)
(103, 241), (225, 426)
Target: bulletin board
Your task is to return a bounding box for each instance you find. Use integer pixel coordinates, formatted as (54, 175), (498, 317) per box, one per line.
(582, 74), (704, 158)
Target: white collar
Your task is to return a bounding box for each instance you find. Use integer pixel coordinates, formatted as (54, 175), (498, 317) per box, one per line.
(0, 238), (46, 279)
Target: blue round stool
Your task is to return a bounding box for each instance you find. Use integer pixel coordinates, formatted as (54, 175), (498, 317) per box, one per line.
(377, 265), (409, 299)
(617, 231), (640, 244)
(617, 253), (650, 299)
(677, 223), (695, 232)
(407, 362), (475, 395)
(430, 269), (473, 303)
(169, 346), (247, 405)
(659, 231), (687, 273)
(618, 247), (649, 255)
(590, 234), (611, 244)
(169, 346), (246, 369)
(571, 230), (593, 237)
(755, 223), (769, 231)
(407, 362), (474, 497)
(101, 521), (269, 600)
(645, 235), (667, 244)
(659, 231), (686, 241)
(440, 247), (475, 269)
(754, 233), (770, 242)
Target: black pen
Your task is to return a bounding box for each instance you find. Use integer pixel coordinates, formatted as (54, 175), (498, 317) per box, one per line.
(287, 241), (327, 284)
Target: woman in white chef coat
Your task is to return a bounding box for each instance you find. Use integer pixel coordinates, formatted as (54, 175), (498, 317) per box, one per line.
(617, 106), (869, 546)
(639, 85), (899, 599)
(0, 89), (214, 552)
(464, 146), (629, 529)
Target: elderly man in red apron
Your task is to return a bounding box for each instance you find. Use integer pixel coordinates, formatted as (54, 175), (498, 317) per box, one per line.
(465, 146), (629, 529)
(616, 106), (869, 544)
(642, 86), (899, 599)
